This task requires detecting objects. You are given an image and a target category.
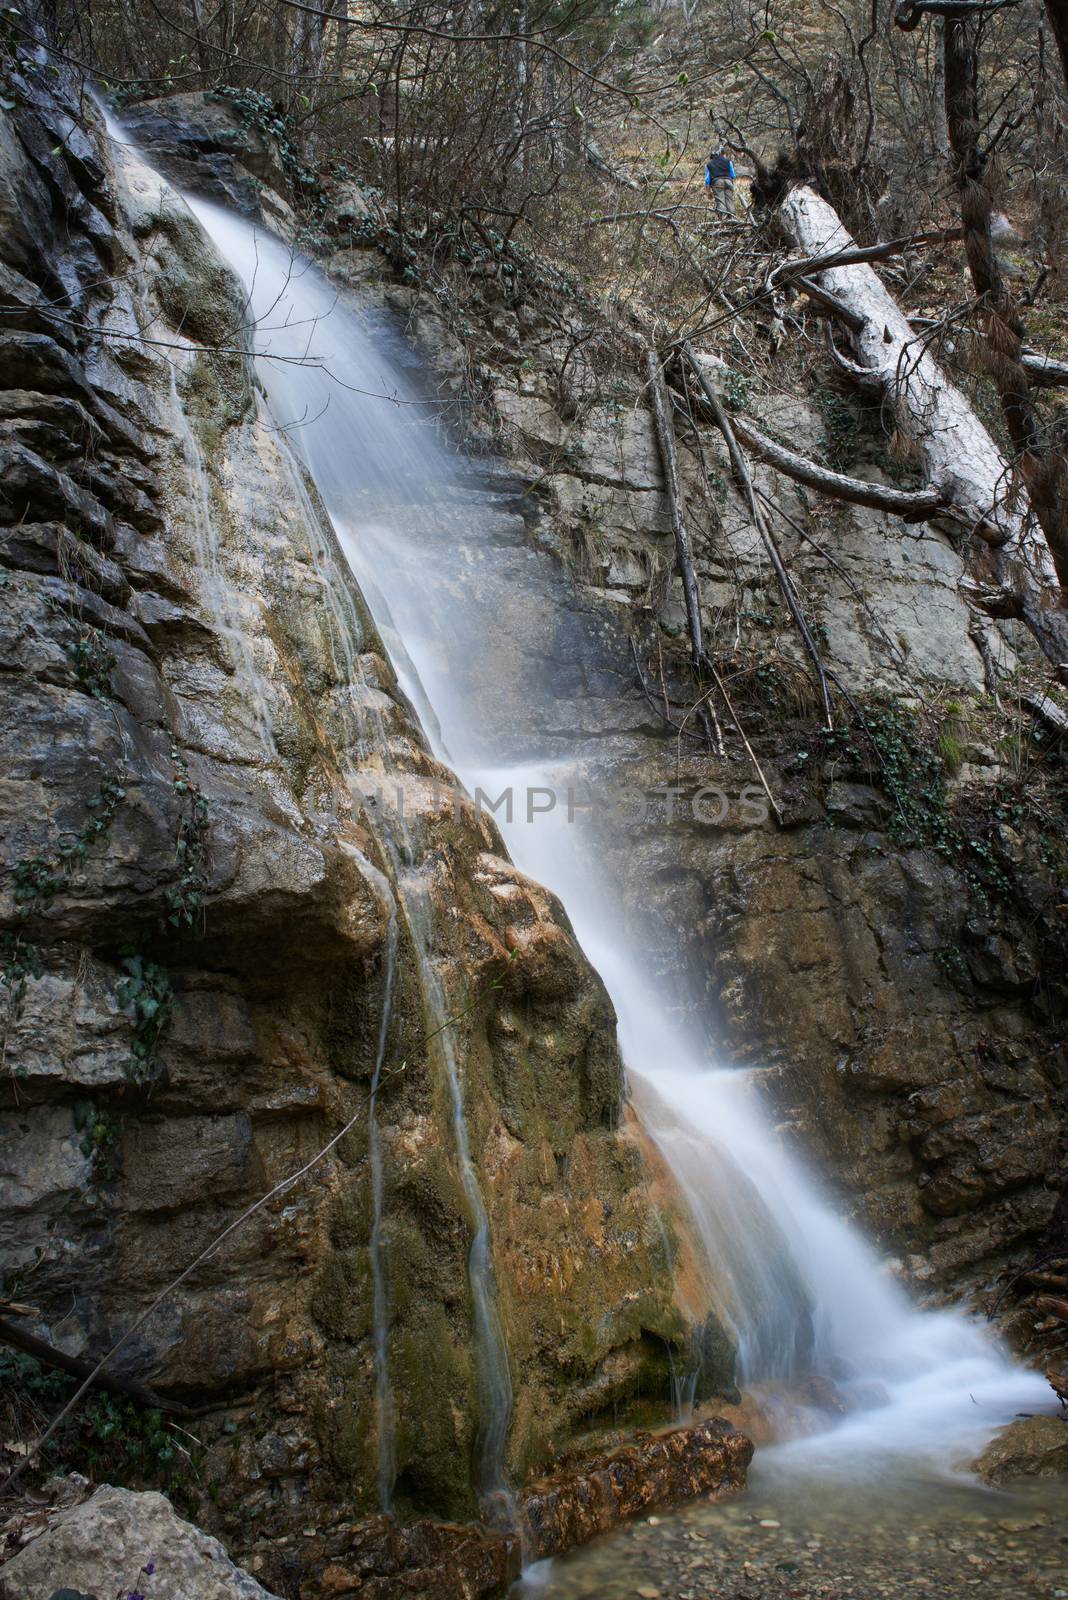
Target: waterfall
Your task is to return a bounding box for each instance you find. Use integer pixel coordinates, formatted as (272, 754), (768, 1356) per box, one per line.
(184, 196), (1050, 1481)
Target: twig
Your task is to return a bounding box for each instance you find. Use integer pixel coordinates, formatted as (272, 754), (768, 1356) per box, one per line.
(703, 656), (784, 826)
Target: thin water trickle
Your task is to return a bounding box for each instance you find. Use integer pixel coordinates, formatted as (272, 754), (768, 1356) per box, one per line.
(184, 195), (1052, 1487)
(345, 846), (400, 1512)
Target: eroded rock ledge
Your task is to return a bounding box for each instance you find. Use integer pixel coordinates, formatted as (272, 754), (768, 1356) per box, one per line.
(0, 1419), (751, 1600)
(0, 14), (733, 1576)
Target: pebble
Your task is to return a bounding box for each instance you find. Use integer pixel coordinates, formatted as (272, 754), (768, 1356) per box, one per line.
(535, 1474), (1066, 1600)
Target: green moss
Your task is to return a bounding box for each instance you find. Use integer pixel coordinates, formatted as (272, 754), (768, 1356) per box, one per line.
(937, 730), (964, 776)
(390, 1310), (479, 1519)
(310, 1248), (374, 1342)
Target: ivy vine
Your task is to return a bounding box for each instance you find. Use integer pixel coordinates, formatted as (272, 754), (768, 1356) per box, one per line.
(164, 741), (209, 931)
(212, 86), (324, 208)
(116, 953), (174, 1086)
(12, 769), (129, 920)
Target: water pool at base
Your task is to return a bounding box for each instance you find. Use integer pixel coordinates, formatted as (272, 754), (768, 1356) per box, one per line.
(524, 1455), (1067, 1599)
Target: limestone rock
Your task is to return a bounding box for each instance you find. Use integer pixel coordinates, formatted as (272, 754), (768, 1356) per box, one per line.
(0, 1484), (280, 1600)
(121, 93), (285, 216)
(0, 40), (693, 1546)
(973, 1415), (1068, 1484)
(521, 1417), (753, 1560)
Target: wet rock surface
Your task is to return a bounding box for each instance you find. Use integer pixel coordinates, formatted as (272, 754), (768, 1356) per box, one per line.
(0, 26), (699, 1573)
(289, 1515), (518, 1600)
(120, 92), (284, 217)
(974, 1414), (1068, 1484)
(522, 1418), (754, 1561)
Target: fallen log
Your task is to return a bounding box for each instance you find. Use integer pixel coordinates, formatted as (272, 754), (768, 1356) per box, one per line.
(644, 347), (704, 669)
(777, 184), (1068, 679)
(1020, 692), (1068, 739)
(0, 1314), (185, 1414)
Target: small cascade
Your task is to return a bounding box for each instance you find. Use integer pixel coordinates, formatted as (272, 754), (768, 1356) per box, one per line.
(401, 869), (516, 1502)
(184, 193), (1051, 1489)
(345, 845), (400, 1512)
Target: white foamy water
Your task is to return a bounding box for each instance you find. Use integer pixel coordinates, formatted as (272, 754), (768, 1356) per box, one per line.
(182, 194), (1051, 1486)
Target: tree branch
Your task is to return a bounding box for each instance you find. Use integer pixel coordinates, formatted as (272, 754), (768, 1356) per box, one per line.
(0, 1315), (185, 1415)
(895, 0), (1023, 28)
(727, 414), (946, 520)
(771, 228), (964, 288)
(679, 345), (833, 729)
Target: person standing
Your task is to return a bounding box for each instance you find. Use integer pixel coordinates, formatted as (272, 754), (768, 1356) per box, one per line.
(705, 148), (736, 218)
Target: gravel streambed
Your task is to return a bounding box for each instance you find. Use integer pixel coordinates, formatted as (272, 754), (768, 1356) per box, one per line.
(522, 1457), (1067, 1599)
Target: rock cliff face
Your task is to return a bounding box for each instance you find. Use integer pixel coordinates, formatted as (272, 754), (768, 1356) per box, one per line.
(2, 38), (1065, 1599)
(98, 90), (1066, 1358)
(0, 39), (715, 1579)
(335, 175), (1066, 1330)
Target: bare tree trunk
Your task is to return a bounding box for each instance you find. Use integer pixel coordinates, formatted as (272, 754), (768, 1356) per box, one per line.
(644, 349), (704, 669)
(1044, 0), (1068, 87)
(189, 0), (211, 75)
(932, 19), (951, 159)
(779, 184), (1068, 676)
(896, 1), (1068, 589)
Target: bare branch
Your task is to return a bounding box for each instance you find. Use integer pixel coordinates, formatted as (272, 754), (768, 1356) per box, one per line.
(679, 344), (833, 729)
(771, 228), (965, 288)
(895, 0), (1023, 28)
(727, 415), (946, 520)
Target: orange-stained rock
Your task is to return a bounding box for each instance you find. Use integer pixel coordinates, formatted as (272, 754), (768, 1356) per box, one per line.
(520, 1416), (753, 1561)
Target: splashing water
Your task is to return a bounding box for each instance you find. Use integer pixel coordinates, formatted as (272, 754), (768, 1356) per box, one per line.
(184, 196), (1051, 1485)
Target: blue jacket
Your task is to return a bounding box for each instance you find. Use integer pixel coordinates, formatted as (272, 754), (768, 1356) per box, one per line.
(705, 155), (735, 183)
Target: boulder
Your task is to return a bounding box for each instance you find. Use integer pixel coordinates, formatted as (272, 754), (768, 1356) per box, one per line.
(0, 1484), (281, 1600)
(973, 1414), (1068, 1484)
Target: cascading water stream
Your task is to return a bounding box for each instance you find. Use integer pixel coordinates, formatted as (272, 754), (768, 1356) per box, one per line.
(106, 107), (516, 1505)
(345, 846), (400, 1511)
(182, 195), (1051, 1483)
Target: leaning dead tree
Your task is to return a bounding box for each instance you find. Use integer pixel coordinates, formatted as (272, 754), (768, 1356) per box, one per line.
(895, 0), (1068, 590)
(746, 182), (1068, 679)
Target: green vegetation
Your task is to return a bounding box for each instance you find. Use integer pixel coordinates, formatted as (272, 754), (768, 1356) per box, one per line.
(73, 1099), (122, 1184)
(12, 769), (128, 920)
(116, 954), (174, 1086)
(164, 740), (210, 931)
(65, 626), (116, 701)
(0, 1350), (201, 1506)
(0, 931), (43, 1032)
